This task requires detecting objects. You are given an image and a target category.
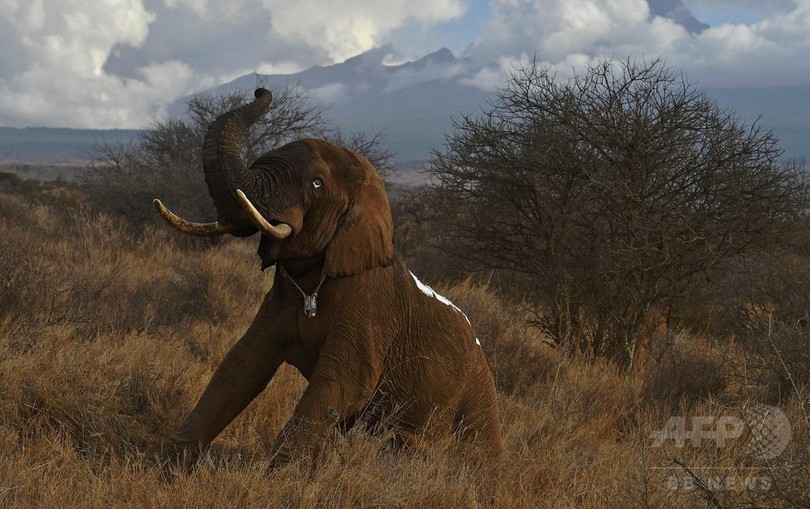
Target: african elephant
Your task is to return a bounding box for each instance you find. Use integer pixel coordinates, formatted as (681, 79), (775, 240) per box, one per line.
(153, 88), (502, 465)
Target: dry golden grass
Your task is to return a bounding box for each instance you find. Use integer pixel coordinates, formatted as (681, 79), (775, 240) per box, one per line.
(0, 185), (807, 508)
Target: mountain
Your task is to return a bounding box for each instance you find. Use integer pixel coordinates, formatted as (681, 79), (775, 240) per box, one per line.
(649, 0), (709, 33)
(172, 46), (490, 166)
(179, 43), (807, 166)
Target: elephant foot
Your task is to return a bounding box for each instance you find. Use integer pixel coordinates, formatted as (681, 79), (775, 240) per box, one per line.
(158, 434), (206, 475)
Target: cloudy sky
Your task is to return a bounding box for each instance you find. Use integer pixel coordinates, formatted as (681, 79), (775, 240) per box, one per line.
(0, 0), (808, 129)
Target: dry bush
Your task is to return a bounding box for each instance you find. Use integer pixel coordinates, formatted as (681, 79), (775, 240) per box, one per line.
(674, 251), (810, 339)
(390, 185), (469, 284)
(426, 58), (807, 372)
(740, 323), (810, 405)
(639, 332), (736, 410)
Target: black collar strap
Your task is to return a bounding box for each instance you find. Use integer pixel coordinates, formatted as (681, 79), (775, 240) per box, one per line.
(278, 264), (327, 318)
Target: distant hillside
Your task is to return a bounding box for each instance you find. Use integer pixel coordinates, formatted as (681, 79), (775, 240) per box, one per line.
(0, 127), (140, 164)
(705, 84), (810, 161)
(171, 47), (490, 164)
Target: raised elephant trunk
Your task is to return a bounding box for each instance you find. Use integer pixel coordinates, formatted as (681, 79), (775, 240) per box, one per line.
(201, 88), (273, 237)
(154, 88), (290, 239)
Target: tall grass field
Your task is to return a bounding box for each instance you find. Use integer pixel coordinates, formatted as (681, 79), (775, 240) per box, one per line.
(0, 177), (807, 508)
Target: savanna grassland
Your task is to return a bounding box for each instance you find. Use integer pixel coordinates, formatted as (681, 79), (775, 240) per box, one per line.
(0, 173), (808, 508)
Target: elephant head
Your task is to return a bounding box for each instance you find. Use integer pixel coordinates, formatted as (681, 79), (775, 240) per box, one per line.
(153, 88), (394, 277)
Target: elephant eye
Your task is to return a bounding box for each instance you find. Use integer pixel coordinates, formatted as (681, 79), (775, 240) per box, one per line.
(311, 178), (324, 189)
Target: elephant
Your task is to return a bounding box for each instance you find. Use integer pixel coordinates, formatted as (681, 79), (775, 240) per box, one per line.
(153, 88), (502, 465)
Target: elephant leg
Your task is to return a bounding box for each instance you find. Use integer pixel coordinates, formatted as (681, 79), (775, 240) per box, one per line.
(270, 331), (382, 464)
(169, 321), (286, 460)
(455, 372), (503, 457)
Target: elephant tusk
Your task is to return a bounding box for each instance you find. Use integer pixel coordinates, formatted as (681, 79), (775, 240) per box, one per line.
(235, 189), (293, 240)
(153, 198), (238, 237)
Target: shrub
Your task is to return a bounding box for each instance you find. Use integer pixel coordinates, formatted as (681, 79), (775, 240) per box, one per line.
(427, 58), (807, 371)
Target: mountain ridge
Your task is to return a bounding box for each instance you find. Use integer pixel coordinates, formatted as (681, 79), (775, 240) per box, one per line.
(180, 41), (807, 163)
(174, 46), (489, 165)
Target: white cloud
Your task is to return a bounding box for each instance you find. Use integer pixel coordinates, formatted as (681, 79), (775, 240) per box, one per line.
(470, 0), (652, 63)
(462, 54), (534, 90)
(682, 0), (796, 25)
(543, 0), (650, 58)
(673, 1), (810, 86)
(1, 0), (809, 128)
(254, 61), (307, 76)
(260, 0), (466, 63)
(0, 0), (174, 128)
(162, 0), (210, 17)
(310, 83), (351, 104)
(0, 0), (466, 128)
(466, 0), (810, 89)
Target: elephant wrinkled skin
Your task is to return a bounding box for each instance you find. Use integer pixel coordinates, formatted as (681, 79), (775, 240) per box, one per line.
(154, 88), (502, 465)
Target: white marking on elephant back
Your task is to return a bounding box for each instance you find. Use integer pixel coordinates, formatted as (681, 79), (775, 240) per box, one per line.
(409, 271), (481, 347)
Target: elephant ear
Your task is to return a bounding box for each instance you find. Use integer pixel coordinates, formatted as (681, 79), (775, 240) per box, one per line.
(325, 178), (395, 277)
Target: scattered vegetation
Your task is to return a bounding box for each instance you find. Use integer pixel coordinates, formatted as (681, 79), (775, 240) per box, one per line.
(1, 64), (808, 506)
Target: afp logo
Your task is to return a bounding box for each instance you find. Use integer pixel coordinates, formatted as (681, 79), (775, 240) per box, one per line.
(651, 404), (791, 460)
